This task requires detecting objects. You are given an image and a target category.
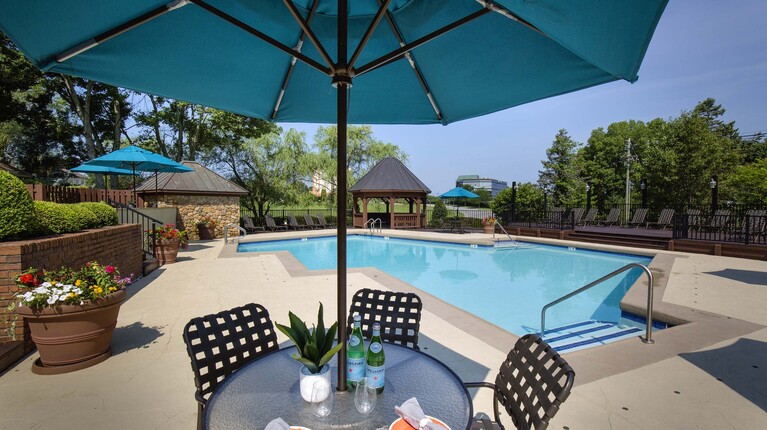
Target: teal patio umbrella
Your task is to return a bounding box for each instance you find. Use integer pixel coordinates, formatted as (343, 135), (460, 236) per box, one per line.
(0, 0), (668, 389)
(439, 187), (479, 218)
(70, 164), (137, 193)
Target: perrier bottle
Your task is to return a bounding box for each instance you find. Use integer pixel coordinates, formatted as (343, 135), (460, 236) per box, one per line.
(346, 314), (366, 390)
(365, 322), (385, 393)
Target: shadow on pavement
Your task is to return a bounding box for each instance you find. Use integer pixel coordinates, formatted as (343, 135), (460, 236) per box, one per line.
(704, 268), (767, 286)
(112, 321), (165, 356)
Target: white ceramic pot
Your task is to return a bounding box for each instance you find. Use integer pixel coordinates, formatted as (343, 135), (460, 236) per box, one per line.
(299, 364), (331, 402)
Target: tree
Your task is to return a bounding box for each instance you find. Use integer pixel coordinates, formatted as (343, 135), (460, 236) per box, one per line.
(430, 198), (448, 227)
(723, 158), (767, 205)
(538, 129), (581, 207)
(491, 183), (543, 222)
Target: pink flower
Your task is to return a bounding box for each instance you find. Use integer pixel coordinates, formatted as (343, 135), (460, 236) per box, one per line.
(105, 266), (116, 274)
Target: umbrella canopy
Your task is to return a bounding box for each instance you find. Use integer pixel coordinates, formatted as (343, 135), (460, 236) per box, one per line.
(70, 164), (136, 176)
(0, 0), (667, 389)
(439, 187), (479, 218)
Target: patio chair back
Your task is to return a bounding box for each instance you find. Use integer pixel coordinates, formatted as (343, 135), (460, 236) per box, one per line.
(628, 208), (648, 227)
(265, 215), (286, 231)
(709, 209), (731, 230)
(287, 214), (304, 230)
(602, 208), (620, 226)
(570, 208), (584, 225)
(303, 213), (318, 229)
(743, 210), (766, 239)
(581, 208), (598, 225)
(686, 208), (702, 229)
(317, 214), (333, 228)
(347, 288), (423, 350)
(646, 208), (674, 229)
(241, 215), (264, 232)
(182, 303), (279, 429)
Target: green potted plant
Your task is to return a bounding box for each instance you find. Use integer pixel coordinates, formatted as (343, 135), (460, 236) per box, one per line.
(11, 261), (132, 374)
(146, 224), (188, 264)
(196, 215), (216, 240)
(276, 303), (343, 401)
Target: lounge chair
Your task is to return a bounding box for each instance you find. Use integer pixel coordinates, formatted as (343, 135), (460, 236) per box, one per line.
(287, 214), (306, 230)
(597, 208), (621, 227)
(569, 208), (584, 226)
(465, 334), (575, 430)
(241, 215), (265, 233)
(579, 208), (598, 226)
(303, 213), (318, 229)
(738, 210), (766, 243)
(346, 288), (423, 350)
(317, 214), (334, 228)
(645, 208), (674, 230)
(265, 215), (287, 231)
(702, 209), (731, 232)
(182, 303), (279, 430)
(627, 207), (648, 228)
(685, 208), (703, 231)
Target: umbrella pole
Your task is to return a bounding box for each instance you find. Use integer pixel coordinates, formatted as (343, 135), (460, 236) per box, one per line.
(155, 170), (159, 207)
(336, 0), (348, 392)
(132, 166), (137, 206)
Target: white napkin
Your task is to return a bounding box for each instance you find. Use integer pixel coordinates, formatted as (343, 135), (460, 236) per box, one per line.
(264, 417), (290, 430)
(394, 397), (448, 430)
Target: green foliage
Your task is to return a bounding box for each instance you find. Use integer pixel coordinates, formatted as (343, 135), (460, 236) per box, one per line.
(0, 170), (35, 240)
(68, 203), (100, 229)
(275, 303), (343, 374)
(33, 201), (82, 234)
(539, 129), (582, 207)
(77, 202), (118, 226)
(723, 159), (767, 205)
(430, 199), (448, 226)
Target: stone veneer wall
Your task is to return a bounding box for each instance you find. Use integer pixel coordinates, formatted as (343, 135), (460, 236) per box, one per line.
(156, 194), (241, 240)
(0, 224), (142, 351)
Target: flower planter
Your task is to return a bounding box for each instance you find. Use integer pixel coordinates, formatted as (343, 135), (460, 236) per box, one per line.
(155, 239), (181, 264)
(299, 364), (331, 402)
(483, 224), (495, 234)
(197, 224), (215, 240)
(18, 289), (126, 375)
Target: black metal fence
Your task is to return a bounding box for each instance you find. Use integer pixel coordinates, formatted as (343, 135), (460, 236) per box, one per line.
(110, 199), (162, 264)
(673, 210), (766, 245)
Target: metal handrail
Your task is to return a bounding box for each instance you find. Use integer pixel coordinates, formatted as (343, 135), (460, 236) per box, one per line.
(224, 224), (247, 244)
(540, 263), (655, 344)
(109, 199), (163, 261)
(492, 220), (518, 247)
(363, 218), (382, 234)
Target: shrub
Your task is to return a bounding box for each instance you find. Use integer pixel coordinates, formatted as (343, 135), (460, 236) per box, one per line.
(68, 203), (100, 229)
(77, 202), (118, 227)
(34, 201), (83, 234)
(429, 199), (448, 227)
(0, 171), (35, 241)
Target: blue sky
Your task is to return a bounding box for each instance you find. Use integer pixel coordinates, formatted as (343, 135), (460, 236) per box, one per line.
(280, 0), (767, 195)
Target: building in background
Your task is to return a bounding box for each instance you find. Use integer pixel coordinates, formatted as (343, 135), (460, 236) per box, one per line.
(310, 171), (334, 197)
(455, 175), (508, 197)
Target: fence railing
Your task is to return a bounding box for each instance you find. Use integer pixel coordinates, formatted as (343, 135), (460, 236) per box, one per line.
(673, 212), (766, 245)
(110, 200), (163, 261)
(505, 209), (575, 230)
(26, 184), (143, 207)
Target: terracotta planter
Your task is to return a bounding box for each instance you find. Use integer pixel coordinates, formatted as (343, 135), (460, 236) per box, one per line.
(18, 289), (126, 375)
(483, 224), (495, 234)
(155, 238), (181, 264)
(198, 224), (215, 240)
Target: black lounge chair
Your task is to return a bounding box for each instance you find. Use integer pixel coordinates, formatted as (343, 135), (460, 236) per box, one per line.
(265, 215), (287, 231)
(579, 208), (598, 226)
(685, 208), (703, 231)
(303, 213), (319, 229)
(241, 215), (265, 233)
(287, 214), (307, 230)
(182, 303), (279, 430)
(570, 208), (584, 226)
(465, 334), (575, 430)
(317, 214), (334, 228)
(597, 208), (621, 227)
(627, 207), (648, 228)
(645, 208), (675, 230)
(346, 288), (423, 350)
(702, 209), (731, 232)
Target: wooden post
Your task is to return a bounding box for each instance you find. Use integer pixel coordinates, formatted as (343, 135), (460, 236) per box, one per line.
(362, 196), (368, 227)
(390, 196), (395, 229)
(416, 199), (421, 228)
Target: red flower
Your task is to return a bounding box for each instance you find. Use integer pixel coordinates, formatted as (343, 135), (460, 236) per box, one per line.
(105, 266), (116, 274)
(19, 273), (34, 285)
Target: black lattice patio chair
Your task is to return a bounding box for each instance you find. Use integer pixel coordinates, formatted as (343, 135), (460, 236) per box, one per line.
(346, 288), (423, 350)
(241, 215), (265, 233)
(265, 215), (287, 231)
(627, 207), (648, 228)
(465, 334), (575, 430)
(579, 208), (598, 226)
(596, 208), (621, 227)
(303, 213), (319, 229)
(645, 208), (674, 230)
(182, 303), (279, 430)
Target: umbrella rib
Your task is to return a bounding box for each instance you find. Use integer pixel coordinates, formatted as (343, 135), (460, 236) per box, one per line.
(190, 0), (332, 76)
(475, 0), (548, 39)
(271, 0), (320, 119)
(377, 1), (444, 123)
(354, 8), (490, 77)
(48, 0), (191, 67)
(282, 0), (335, 70)
(347, 0), (391, 70)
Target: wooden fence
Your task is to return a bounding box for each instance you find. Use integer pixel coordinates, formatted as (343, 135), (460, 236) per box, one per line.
(25, 184), (145, 207)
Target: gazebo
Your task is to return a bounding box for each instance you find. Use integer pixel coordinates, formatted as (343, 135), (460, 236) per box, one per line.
(350, 157), (430, 229)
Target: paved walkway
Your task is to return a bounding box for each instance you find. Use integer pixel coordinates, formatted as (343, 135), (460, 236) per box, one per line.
(0, 230), (765, 429)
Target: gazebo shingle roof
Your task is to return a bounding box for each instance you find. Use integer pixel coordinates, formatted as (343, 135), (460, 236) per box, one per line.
(136, 161), (247, 195)
(349, 157), (430, 193)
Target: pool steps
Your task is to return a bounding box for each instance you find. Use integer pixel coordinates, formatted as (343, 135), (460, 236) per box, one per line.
(542, 320), (643, 353)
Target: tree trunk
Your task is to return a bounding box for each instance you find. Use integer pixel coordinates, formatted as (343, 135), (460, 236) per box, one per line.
(61, 76), (104, 189)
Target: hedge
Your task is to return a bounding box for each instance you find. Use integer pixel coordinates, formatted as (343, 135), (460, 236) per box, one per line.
(0, 171), (36, 241)
(77, 202), (118, 227)
(34, 201), (83, 234)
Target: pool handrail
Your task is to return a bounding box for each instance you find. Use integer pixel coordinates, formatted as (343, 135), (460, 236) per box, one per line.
(540, 262), (655, 344)
(492, 219), (518, 248)
(224, 223), (247, 244)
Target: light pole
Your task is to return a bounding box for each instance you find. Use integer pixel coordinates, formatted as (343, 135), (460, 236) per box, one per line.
(709, 175), (718, 216)
(510, 181), (517, 222)
(640, 178), (647, 208)
(624, 139), (633, 223)
(585, 183), (591, 211)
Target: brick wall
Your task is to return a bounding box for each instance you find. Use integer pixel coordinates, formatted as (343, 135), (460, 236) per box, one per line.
(0, 224), (142, 351)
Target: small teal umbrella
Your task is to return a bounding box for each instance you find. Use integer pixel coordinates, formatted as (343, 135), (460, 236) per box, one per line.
(70, 163), (137, 192)
(439, 187), (479, 218)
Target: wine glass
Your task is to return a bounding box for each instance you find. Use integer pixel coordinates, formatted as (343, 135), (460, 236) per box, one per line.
(354, 377), (377, 414)
(311, 380), (334, 418)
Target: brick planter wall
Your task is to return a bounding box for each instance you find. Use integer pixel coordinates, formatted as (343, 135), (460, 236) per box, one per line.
(0, 224), (142, 352)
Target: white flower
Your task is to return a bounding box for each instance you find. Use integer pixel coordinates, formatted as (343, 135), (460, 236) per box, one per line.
(63, 285), (72, 292)
(33, 286), (48, 294)
(73, 288), (82, 295)
(47, 295), (59, 305)
(59, 295), (68, 302)
(41, 282), (52, 288)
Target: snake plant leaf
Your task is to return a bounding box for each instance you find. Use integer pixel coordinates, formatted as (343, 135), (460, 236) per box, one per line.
(306, 342), (320, 360)
(316, 303), (326, 351)
(318, 341), (343, 369)
(288, 311), (308, 347)
(275, 322), (301, 348)
(323, 323), (338, 355)
(292, 354), (320, 374)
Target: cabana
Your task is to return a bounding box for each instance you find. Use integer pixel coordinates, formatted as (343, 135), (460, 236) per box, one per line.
(350, 157), (430, 229)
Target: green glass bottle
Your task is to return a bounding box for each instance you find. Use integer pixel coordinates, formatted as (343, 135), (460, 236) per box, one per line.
(365, 322), (385, 393)
(346, 314), (366, 390)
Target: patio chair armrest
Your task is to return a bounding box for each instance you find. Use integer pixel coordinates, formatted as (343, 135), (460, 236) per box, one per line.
(195, 390), (207, 406)
(464, 382), (501, 423)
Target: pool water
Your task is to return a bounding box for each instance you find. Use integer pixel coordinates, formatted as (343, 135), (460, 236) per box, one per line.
(238, 236), (652, 335)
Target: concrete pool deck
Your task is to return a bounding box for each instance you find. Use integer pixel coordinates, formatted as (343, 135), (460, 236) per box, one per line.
(1, 229), (766, 429)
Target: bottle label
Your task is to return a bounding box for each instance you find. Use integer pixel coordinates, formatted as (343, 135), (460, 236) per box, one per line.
(347, 357), (365, 381)
(370, 342), (382, 353)
(349, 336), (360, 347)
(366, 364), (385, 388)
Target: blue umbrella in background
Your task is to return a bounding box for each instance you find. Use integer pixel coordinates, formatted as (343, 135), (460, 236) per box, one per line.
(70, 163), (137, 193)
(439, 187), (479, 218)
(0, 0), (668, 388)
(77, 146), (193, 204)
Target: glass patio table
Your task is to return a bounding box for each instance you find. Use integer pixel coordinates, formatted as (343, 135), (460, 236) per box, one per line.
(204, 342), (473, 430)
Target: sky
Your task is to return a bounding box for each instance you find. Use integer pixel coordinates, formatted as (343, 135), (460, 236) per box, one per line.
(278, 0), (767, 196)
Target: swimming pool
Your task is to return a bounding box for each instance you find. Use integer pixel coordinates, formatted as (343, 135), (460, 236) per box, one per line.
(238, 236), (652, 335)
